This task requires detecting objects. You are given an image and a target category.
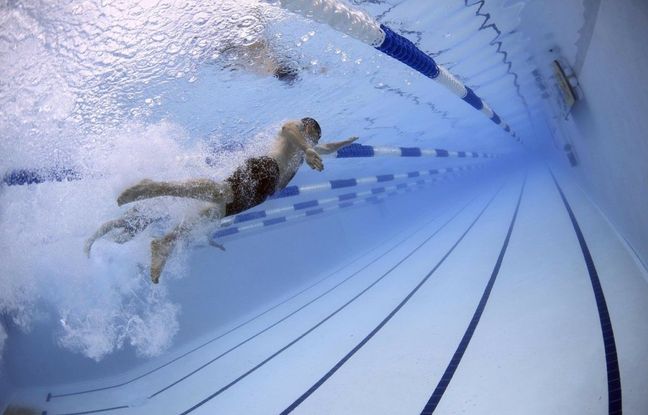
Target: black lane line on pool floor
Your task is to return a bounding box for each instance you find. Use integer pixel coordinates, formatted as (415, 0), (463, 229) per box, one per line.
(177, 184), (506, 415)
(47, 193), (480, 415)
(149, 196), (477, 399)
(41, 406), (127, 415)
(418, 174), (525, 414)
(46, 237), (390, 402)
(280, 176), (524, 414)
(149, 198), (480, 399)
(550, 171), (622, 415)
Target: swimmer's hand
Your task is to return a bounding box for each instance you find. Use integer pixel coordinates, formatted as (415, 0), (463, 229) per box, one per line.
(344, 136), (359, 145)
(305, 148), (323, 171)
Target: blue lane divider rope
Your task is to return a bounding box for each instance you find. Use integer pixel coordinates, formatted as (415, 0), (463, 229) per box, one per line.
(3, 146), (497, 187)
(332, 144), (500, 159)
(212, 176), (438, 240)
(216, 163), (485, 232)
(3, 167), (80, 187)
(271, 162), (489, 199)
(278, 0), (521, 141)
(376, 24), (519, 141)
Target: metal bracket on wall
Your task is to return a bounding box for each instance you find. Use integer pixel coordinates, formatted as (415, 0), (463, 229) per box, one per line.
(552, 58), (581, 119)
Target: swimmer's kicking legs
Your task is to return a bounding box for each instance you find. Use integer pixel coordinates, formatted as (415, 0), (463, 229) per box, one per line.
(115, 179), (234, 283)
(85, 207), (160, 257)
(149, 203), (225, 284)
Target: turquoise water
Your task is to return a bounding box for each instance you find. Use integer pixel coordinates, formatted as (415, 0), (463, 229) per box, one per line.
(2, 1), (647, 414)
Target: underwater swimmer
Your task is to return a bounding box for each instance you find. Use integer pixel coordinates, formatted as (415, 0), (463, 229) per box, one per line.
(220, 38), (302, 84)
(109, 118), (358, 283)
(213, 5), (305, 85)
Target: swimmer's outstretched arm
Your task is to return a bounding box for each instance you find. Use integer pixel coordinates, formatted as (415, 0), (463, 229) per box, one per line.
(314, 136), (359, 155)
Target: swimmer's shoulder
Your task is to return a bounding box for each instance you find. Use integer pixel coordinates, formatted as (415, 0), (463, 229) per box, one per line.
(280, 120), (302, 138)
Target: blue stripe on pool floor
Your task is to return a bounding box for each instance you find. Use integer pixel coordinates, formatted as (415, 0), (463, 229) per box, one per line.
(153, 209), (471, 400)
(48, 228), (441, 414)
(46, 237), (406, 401)
(419, 175), (526, 414)
(176, 188), (496, 415)
(45, 188), (496, 415)
(279, 179), (513, 414)
(550, 171), (622, 415)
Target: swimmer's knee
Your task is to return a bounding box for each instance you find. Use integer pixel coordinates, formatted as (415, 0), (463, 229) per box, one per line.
(209, 182), (233, 204)
(200, 202), (226, 220)
(221, 183), (234, 203)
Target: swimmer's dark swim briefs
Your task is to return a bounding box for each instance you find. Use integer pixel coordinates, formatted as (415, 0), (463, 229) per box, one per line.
(225, 156), (280, 216)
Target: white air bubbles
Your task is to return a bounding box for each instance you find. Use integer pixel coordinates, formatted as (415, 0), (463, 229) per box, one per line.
(166, 42), (182, 54)
(150, 95), (162, 106)
(151, 33), (166, 42)
(238, 15), (258, 28)
(0, 0), (369, 365)
(192, 11), (210, 25)
(297, 30), (319, 48)
(0, 324), (6, 363)
(1, 0), (279, 136)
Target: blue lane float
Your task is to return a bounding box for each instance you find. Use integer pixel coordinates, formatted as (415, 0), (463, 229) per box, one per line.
(2, 167), (80, 187)
(279, 0), (521, 141)
(270, 162), (488, 200)
(332, 144), (499, 159)
(212, 172), (450, 240)
(3, 146), (497, 187)
(218, 164), (483, 229)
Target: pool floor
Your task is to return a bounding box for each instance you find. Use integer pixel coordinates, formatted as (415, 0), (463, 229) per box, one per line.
(9, 166), (648, 414)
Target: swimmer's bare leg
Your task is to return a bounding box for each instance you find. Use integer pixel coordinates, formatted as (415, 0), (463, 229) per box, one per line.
(85, 218), (127, 257)
(85, 207), (155, 257)
(117, 179), (232, 206)
(150, 204), (225, 284)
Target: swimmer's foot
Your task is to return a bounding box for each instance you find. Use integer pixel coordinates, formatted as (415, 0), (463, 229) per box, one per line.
(150, 235), (176, 284)
(83, 238), (94, 258)
(209, 239), (226, 251)
(117, 179), (156, 206)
